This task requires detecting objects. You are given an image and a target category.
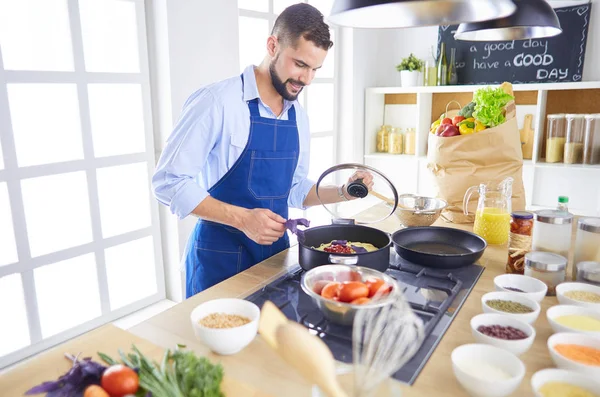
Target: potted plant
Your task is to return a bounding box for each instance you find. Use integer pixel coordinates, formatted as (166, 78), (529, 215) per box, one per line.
(396, 54), (424, 87)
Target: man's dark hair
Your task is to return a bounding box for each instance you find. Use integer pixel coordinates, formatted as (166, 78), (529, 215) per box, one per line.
(272, 3), (333, 51)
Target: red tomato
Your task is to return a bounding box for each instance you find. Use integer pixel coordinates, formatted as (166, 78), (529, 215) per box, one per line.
(320, 282), (341, 300)
(365, 278), (392, 298)
(313, 280), (331, 295)
(441, 117), (453, 125)
(348, 271), (362, 282)
(338, 281), (369, 303)
(101, 364), (139, 397)
(452, 115), (466, 126)
(350, 297), (371, 305)
(84, 385), (110, 397)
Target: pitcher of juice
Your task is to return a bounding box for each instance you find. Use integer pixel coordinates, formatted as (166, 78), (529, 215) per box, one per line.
(463, 177), (514, 245)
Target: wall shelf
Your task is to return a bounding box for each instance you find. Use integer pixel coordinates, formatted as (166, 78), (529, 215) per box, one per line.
(363, 81), (600, 216)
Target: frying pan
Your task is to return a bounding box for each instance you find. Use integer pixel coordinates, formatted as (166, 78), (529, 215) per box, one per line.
(391, 226), (487, 268)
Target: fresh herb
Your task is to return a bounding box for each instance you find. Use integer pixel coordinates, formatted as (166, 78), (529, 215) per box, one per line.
(472, 87), (514, 127)
(25, 353), (107, 396)
(285, 218), (310, 243)
(396, 53), (424, 72)
(99, 345), (224, 397)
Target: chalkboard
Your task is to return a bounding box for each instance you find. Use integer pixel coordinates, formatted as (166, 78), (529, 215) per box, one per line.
(437, 4), (592, 84)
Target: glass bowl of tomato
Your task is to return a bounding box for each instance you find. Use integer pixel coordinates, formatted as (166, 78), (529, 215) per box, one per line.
(300, 264), (400, 326)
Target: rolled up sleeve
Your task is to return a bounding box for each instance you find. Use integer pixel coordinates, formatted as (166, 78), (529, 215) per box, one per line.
(288, 109), (315, 209)
(152, 90), (222, 219)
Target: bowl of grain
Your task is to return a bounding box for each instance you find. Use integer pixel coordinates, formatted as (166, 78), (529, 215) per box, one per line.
(190, 298), (260, 355)
(556, 282), (600, 309)
(481, 291), (541, 324)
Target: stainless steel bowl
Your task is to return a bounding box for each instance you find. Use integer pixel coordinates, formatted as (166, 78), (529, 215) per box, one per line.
(393, 194), (448, 227)
(300, 264), (400, 326)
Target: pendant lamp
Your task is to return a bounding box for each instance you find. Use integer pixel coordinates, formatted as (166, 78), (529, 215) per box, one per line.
(454, 0), (562, 41)
(327, 0), (517, 29)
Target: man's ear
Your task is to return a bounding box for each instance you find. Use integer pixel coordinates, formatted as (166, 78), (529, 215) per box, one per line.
(267, 35), (278, 57)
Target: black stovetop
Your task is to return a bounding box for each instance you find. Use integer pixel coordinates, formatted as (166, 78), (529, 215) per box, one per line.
(244, 249), (484, 385)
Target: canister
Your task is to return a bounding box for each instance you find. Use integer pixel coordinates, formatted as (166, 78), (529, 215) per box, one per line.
(576, 261), (600, 286)
(564, 114), (585, 164)
(531, 210), (573, 260)
(524, 251), (567, 296)
(572, 217), (600, 280)
(546, 114), (566, 163)
(584, 114), (600, 165)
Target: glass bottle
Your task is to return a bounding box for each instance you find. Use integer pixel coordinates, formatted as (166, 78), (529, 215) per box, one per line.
(387, 127), (403, 154)
(436, 42), (447, 86)
(424, 46), (438, 86)
(506, 211), (534, 275)
(447, 47), (458, 85)
(404, 127), (416, 155)
(557, 196), (569, 213)
(376, 125), (390, 153)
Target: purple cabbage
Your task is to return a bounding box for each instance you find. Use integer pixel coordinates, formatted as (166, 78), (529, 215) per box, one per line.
(284, 218), (310, 243)
(25, 356), (106, 396)
(351, 245), (368, 253)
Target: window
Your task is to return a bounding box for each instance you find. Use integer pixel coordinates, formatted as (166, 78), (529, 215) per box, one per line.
(0, 0), (164, 368)
(237, 0), (337, 227)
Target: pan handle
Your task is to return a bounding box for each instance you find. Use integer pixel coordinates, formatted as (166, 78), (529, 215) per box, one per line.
(329, 255), (359, 265)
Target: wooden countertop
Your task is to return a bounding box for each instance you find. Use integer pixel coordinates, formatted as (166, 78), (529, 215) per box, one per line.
(0, 204), (562, 396)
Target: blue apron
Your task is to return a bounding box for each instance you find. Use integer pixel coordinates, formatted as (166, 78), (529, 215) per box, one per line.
(184, 78), (300, 298)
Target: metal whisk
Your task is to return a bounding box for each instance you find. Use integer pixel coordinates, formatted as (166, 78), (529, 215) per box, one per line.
(352, 288), (425, 397)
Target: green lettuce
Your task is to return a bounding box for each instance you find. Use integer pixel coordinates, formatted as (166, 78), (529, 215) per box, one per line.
(473, 87), (514, 128)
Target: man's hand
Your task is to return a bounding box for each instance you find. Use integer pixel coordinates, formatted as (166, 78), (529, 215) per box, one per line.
(238, 208), (286, 245)
(344, 170), (374, 199)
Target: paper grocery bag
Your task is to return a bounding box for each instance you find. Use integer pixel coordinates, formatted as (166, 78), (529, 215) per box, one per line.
(426, 102), (526, 224)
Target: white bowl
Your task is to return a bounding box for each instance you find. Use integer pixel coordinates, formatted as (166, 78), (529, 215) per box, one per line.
(547, 305), (600, 336)
(556, 282), (600, 309)
(547, 332), (600, 376)
(481, 291), (541, 325)
(470, 313), (536, 356)
(451, 343), (525, 397)
(190, 298), (260, 355)
(493, 274), (548, 303)
(531, 368), (600, 397)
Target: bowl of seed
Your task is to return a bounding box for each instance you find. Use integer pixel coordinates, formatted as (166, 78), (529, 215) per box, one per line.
(557, 282), (600, 309)
(190, 298), (260, 355)
(481, 291), (541, 324)
(494, 274), (548, 303)
(471, 313), (536, 356)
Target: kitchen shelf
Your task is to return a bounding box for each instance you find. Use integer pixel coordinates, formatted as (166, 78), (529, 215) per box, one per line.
(363, 81), (600, 217)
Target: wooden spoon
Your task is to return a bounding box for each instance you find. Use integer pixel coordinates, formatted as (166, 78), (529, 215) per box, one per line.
(258, 301), (348, 397)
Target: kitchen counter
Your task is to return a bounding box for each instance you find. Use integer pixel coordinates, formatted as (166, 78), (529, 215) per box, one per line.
(1, 204), (561, 396)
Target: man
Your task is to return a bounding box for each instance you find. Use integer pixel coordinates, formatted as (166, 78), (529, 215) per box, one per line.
(153, 3), (372, 298)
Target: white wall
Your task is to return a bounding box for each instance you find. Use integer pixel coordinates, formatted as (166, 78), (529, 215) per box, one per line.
(146, 0), (240, 301)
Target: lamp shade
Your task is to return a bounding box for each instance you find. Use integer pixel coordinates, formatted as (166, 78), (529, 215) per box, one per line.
(454, 0), (562, 41)
(327, 0), (517, 29)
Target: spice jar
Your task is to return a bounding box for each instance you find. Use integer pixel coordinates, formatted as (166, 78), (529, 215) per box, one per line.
(404, 127), (416, 155)
(387, 127), (404, 154)
(531, 209), (573, 259)
(576, 261), (600, 286)
(524, 251), (567, 296)
(376, 125), (391, 153)
(572, 217), (600, 280)
(564, 114), (585, 164)
(583, 114), (600, 165)
(506, 211), (534, 275)
(546, 114), (566, 163)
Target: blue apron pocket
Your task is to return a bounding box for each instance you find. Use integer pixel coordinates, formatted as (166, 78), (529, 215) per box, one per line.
(248, 150), (297, 199)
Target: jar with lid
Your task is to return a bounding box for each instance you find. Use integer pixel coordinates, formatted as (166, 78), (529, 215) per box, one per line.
(564, 113), (585, 164)
(546, 114), (566, 163)
(572, 217), (600, 280)
(387, 127), (404, 154)
(531, 209), (573, 260)
(524, 251), (567, 296)
(404, 127), (416, 155)
(506, 211), (534, 275)
(576, 261), (600, 286)
(583, 114), (600, 165)
(376, 125), (391, 153)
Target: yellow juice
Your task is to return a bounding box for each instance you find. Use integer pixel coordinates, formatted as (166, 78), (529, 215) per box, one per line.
(474, 208), (511, 245)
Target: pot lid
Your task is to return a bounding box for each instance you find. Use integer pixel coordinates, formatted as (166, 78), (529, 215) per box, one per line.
(315, 163), (398, 225)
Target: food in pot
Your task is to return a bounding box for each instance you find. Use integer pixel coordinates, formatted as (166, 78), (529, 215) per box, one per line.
(538, 381), (597, 397)
(314, 240), (378, 254)
(476, 324), (528, 340)
(316, 277), (392, 304)
(199, 313), (251, 328)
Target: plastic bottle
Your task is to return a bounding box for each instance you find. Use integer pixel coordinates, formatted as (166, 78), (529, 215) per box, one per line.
(557, 196), (569, 213)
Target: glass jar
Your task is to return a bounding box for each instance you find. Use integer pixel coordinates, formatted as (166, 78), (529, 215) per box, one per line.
(576, 261), (600, 286)
(387, 127), (404, 154)
(583, 114), (600, 165)
(531, 209), (573, 260)
(376, 125), (391, 153)
(564, 113), (585, 164)
(572, 217), (600, 280)
(506, 211), (534, 275)
(404, 127), (416, 155)
(524, 251), (567, 296)
(546, 114), (566, 163)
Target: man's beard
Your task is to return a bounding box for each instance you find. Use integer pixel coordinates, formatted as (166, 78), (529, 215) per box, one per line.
(269, 59), (304, 101)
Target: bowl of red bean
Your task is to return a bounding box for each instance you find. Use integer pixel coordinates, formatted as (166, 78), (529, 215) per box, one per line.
(471, 313), (536, 356)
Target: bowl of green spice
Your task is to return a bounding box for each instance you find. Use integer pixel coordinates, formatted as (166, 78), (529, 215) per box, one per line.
(482, 291), (541, 324)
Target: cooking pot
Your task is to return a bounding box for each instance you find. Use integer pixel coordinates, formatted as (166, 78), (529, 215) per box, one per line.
(297, 163), (398, 272)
